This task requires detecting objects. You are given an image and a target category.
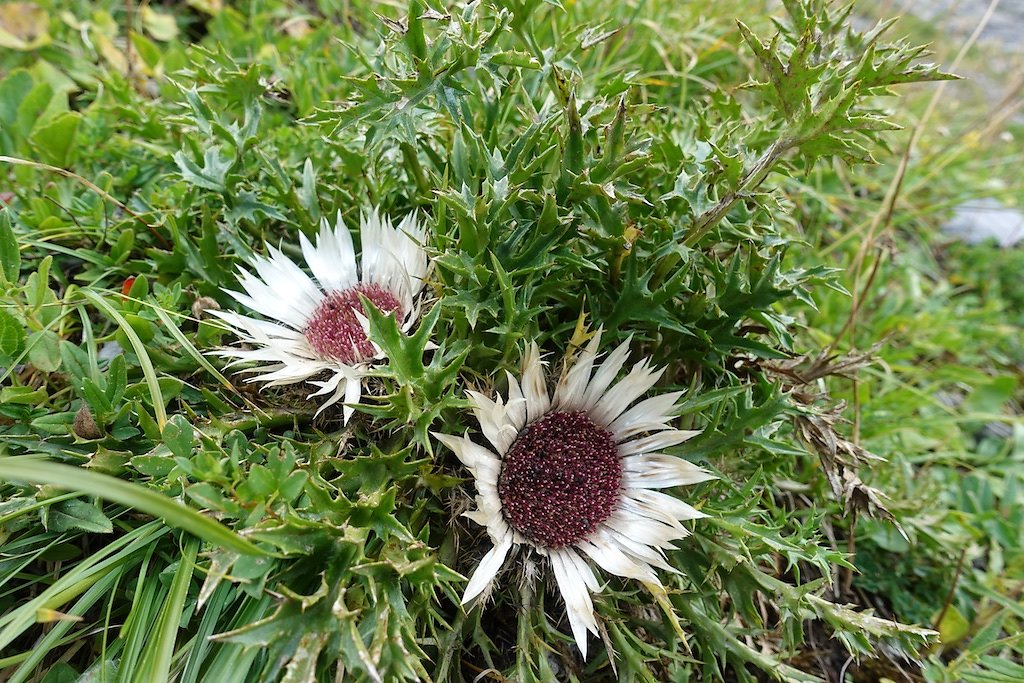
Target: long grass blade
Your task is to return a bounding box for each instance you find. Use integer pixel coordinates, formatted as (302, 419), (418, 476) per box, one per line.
(116, 542), (160, 678)
(81, 289), (168, 429)
(6, 566), (124, 683)
(134, 537), (200, 683)
(0, 522), (167, 651)
(179, 582), (233, 683)
(152, 306), (237, 392)
(0, 458), (269, 556)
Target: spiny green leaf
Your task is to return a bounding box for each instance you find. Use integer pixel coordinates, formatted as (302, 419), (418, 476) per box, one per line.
(173, 147), (233, 192)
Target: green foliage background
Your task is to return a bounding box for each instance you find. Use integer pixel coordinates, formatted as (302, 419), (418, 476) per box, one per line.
(0, 0), (1021, 681)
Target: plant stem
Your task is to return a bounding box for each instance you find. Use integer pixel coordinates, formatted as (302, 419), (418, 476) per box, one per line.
(683, 138), (792, 247)
(931, 549), (968, 633)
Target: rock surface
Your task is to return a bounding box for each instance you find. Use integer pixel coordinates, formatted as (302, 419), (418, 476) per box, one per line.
(942, 197), (1024, 247)
(909, 0), (1024, 55)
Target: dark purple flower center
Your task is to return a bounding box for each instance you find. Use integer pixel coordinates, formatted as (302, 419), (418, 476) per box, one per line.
(304, 284), (402, 364)
(498, 410), (621, 548)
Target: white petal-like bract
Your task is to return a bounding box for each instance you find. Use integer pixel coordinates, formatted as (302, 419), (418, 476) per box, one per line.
(436, 331), (715, 657)
(210, 210), (429, 423)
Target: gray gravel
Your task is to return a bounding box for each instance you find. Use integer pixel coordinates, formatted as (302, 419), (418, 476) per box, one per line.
(942, 198), (1024, 247)
(885, 0), (1024, 112)
(907, 0), (1024, 54)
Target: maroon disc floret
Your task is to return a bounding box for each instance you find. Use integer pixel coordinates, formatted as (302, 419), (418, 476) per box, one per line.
(498, 410), (622, 548)
(304, 283), (402, 364)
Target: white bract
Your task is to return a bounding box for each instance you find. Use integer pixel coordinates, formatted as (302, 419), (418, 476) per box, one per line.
(211, 209), (429, 423)
(435, 330), (715, 658)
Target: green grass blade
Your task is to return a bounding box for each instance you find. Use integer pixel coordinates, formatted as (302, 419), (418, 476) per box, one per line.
(76, 304), (101, 382)
(116, 543), (159, 680)
(134, 537), (199, 683)
(152, 306), (237, 392)
(179, 582), (233, 683)
(0, 522), (166, 651)
(0, 458), (269, 556)
(6, 566), (124, 683)
(0, 491), (80, 525)
(21, 238), (111, 267)
(196, 596), (272, 683)
(81, 289), (167, 429)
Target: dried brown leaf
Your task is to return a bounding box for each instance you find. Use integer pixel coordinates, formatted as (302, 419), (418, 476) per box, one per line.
(763, 342), (884, 386)
(794, 406), (903, 535)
